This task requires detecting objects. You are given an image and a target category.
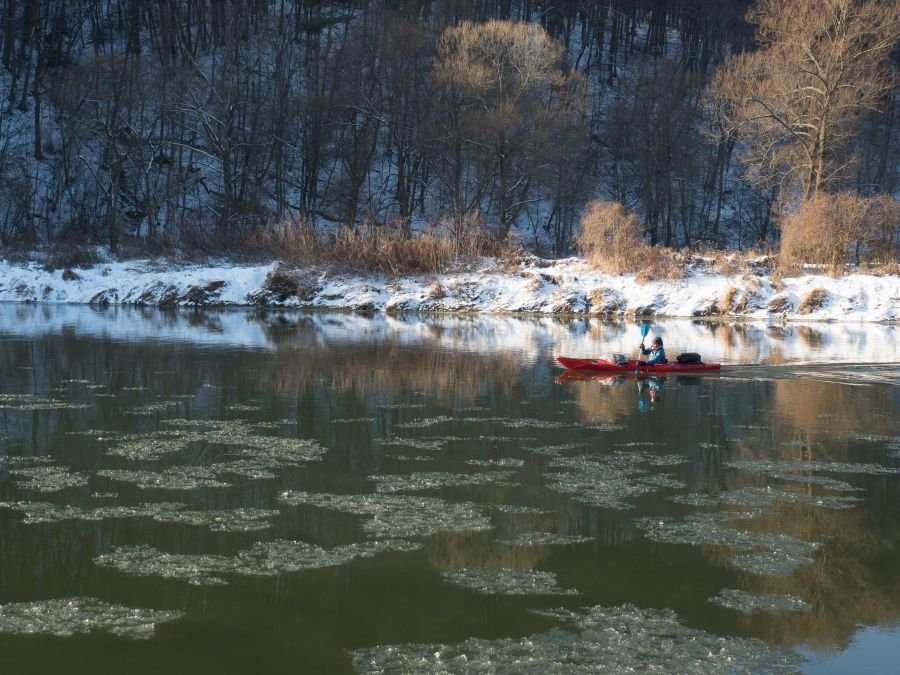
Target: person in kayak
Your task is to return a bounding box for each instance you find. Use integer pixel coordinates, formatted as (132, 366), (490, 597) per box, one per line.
(639, 337), (667, 365)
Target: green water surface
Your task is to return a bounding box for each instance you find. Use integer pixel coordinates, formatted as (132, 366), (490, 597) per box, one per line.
(0, 306), (898, 673)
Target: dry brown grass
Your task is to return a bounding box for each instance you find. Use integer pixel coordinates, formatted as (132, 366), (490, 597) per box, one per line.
(575, 200), (643, 274)
(576, 200), (682, 280)
(719, 286), (738, 312)
(767, 294), (793, 314)
(256, 221), (511, 275)
(778, 192), (899, 276)
(797, 287), (828, 314)
(634, 246), (684, 282)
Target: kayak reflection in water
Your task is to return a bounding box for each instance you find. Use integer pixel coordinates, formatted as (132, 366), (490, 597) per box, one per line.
(637, 377), (664, 412)
(638, 336), (667, 365)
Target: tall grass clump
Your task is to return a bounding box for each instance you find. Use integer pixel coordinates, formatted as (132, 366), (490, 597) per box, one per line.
(257, 220), (510, 275)
(778, 192), (899, 275)
(575, 200), (644, 273)
(575, 200), (681, 279)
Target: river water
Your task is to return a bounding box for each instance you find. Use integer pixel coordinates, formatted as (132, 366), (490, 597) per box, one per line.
(0, 305), (898, 673)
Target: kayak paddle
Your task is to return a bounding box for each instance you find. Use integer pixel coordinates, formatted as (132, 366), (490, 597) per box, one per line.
(637, 324), (650, 373)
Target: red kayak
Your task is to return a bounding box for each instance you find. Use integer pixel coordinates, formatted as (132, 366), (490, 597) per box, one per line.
(556, 356), (721, 373)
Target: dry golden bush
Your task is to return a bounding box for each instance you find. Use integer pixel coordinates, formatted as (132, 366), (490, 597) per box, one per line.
(257, 221), (510, 275)
(778, 192), (899, 275)
(635, 245), (684, 281)
(576, 200), (681, 280)
(719, 286), (738, 312)
(575, 200), (644, 274)
(797, 288), (828, 314)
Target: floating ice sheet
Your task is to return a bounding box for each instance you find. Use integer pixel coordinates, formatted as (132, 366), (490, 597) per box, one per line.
(525, 442), (586, 456)
(493, 505), (550, 515)
(125, 401), (180, 416)
(9, 465), (88, 492)
(0, 500), (277, 532)
(369, 471), (518, 494)
(105, 433), (194, 459)
(464, 459), (525, 468)
(226, 403), (262, 412)
(440, 568), (578, 596)
(0, 597), (183, 639)
(382, 438), (448, 452)
(97, 467), (231, 490)
(671, 487), (860, 510)
(95, 539), (413, 586)
(397, 416), (587, 430)
(210, 458), (280, 479)
(709, 588), (812, 614)
(0, 394), (89, 411)
(279, 491), (492, 540)
(500, 532), (592, 547)
(178, 419), (327, 463)
(634, 512), (819, 576)
(727, 459), (899, 477)
(729, 550), (816, 577)
(106, 420), (327, 467)
(849, 434), (900, 446)
(349, 603), (803, 673)
(543, 452), (685, 510)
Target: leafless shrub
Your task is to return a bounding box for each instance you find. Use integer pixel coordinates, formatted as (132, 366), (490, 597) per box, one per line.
(576, 201), (644, 274)
(798, 288), (828, 314)
(779, 192), (899, 275)
(43, 246), (103, 272)
(719, 286), (738, 313)
(263, 266), (301, 302)
(588, 288), (623, 314)
(768, 294), (793, 314)
(634, 246), (684, 282)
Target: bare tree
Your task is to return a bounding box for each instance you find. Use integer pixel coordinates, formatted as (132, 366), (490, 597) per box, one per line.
(711, 0), (900, 200)
(432, 19), (586, 238)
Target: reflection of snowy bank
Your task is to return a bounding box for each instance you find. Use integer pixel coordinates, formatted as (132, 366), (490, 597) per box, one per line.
(1, 303), (898, 365)
(0, 304), (897, 366)
(1, 257), (898, 321)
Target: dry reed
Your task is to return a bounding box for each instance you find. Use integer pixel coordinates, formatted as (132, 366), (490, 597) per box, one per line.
(256, 221), (511, 275)
(778, 192), (899, 276)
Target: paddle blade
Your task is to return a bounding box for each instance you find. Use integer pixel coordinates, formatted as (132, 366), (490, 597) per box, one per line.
(641, 324), (650, 339)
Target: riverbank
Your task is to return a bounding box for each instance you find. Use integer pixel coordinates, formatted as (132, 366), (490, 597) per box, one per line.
(0, 256), (897, 322)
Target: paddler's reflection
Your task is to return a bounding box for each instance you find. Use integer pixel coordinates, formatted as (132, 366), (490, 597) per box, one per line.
(637, 377), (664, 411)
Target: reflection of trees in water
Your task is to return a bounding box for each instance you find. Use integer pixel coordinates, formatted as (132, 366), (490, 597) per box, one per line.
(699, 504), (900, 650)
(770, 378), (896, 447)
(706, 377), (900, 648)
(2, 315), (899, 655)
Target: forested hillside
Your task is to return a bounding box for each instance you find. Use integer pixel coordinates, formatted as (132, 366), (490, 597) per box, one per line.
(0, 0), (896, 261)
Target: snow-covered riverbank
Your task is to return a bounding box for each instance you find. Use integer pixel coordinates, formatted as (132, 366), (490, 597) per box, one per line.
(0, 257), (897, 322)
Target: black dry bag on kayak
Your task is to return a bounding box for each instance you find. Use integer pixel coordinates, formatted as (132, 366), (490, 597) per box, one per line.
(676, 352), (702, 364)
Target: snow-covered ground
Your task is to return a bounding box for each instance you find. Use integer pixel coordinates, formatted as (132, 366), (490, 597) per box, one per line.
(0, 256), (898, 323)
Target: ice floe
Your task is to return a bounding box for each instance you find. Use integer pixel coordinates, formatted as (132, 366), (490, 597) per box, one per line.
(279, 491), (492, 540)
(0, 597), (183, 639)
(94, 539), (413, 586)
(349, 603), (803, 673)
(709, 588), (812, 614)
(440, 568), (578, 596)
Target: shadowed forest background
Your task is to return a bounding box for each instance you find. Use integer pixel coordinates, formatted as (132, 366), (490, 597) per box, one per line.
(0, 0), (896, 263)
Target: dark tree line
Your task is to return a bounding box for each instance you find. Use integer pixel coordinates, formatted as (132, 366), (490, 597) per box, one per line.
(0, 0), (895, 256)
